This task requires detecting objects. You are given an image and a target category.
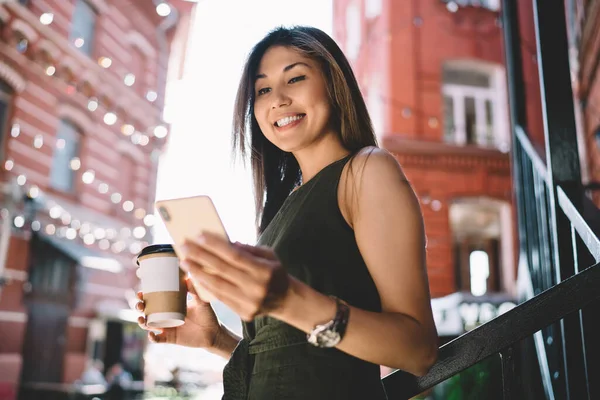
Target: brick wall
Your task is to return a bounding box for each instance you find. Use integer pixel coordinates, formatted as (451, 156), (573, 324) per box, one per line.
(0, 0), (191, 393)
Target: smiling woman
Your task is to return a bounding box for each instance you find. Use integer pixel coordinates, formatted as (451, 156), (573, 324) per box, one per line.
(135, 26), (438, 400)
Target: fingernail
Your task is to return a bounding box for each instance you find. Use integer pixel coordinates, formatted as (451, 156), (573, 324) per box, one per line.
(196, 234), (206, 244)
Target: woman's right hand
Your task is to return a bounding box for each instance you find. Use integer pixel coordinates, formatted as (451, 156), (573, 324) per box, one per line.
(136, 279), (221, 349)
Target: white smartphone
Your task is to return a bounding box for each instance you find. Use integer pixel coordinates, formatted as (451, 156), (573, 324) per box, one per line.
(155, 195), (229, 259)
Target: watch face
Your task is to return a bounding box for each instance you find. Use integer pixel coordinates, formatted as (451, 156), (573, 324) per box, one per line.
(317, 330), (341, 348)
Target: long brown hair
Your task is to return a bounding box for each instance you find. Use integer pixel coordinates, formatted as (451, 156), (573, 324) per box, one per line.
(232, 26), (377, 233)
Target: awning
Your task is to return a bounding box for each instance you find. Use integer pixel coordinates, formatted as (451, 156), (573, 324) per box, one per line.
(38, 232), (123, 273)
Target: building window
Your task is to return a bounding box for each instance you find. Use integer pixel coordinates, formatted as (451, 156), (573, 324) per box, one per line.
(70, 0), (97, 56)
(442, 64), (504, 148)
(50, 120), (80, 192)
(441, 0), (500, 12)
(450, 198), (516, 296)
(0, 80), (13, 161)
(365, 0), (382, 19)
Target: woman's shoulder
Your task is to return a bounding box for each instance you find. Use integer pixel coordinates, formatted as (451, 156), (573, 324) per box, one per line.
(348, 146), (407, 183)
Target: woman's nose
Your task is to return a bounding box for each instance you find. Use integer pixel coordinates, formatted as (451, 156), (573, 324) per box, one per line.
(271, 89), (291, 109)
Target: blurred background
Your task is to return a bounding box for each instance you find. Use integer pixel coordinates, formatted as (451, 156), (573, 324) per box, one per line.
(0, 0), (598, 399)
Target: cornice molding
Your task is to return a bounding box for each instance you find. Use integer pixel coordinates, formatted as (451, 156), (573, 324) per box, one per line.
(383, 136), (511, 172)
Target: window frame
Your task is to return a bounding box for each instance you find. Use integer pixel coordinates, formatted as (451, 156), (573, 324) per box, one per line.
(441, 63), (510, 150)
(69, 0), (97, 56)
(49, 119), (81, 193)
(0, 81), (14, 163)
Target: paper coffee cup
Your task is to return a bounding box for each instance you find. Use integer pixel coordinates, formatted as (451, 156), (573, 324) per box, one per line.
(136, 244), (187, 329)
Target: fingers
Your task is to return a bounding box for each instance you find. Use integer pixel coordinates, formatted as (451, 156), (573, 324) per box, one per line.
(185, 278), (200, 298)
(185, 264), (251, 318)
(182, 246), (253, 284)
(234, 242), (277, 260)
(184, 234), (261, 274)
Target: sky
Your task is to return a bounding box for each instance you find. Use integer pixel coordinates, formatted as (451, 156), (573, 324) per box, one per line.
(145, 0), (333, 392)
(154, 0), (334, 246)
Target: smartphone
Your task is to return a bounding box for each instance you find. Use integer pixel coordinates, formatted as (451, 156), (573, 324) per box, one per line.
(155, 195), (229, 259)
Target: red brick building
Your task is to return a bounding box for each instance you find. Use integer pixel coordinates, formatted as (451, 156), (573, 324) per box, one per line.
(0, 0), (194, 398)
(333, 0), (517, 336)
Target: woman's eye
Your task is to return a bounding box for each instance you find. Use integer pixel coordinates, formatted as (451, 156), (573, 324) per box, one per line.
(288, 75), (306, 84)
(257, 87), (271, 96)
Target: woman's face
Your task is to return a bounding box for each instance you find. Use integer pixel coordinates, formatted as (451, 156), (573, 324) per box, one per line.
(253, 45), (335, 153)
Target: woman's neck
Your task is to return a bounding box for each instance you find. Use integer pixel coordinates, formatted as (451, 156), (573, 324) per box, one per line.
(293, 135), (350, 184)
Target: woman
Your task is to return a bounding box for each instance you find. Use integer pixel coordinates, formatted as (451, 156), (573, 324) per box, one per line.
(137, 26), (438, 399)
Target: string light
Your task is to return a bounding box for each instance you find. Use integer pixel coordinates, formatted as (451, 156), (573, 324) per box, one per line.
(156, 2), (171, 17)
(122, 201), (134, 212)
(124, 74), (136, 86)
(98, 57), (112, 68)
(447, 2), (459, 12)
(11, 124), (20, 138)
(111, 193), (122, 204)
(45, 224), (56, 235)
(139, 135), (150, 146)
(87, 98), (99, 111)
(3, 9), (158, 255)
(14, 216), (25, 228)
(94, 228), (106, 240)
(133, 226), (146, 239)
(33, 135), (44, 149)
(83, 233), (95, 245)
(40, 13), (54, 25)
(153, 125), (168, 139)
(143, 215), (155, 227)
(82, 170), (95, 184)
(28, 186), (39, 199)
(103, 112), (117, 126)
(146, 91), (158, 102)
(31, 221), (41, 231)
(66, 228), (77, 240)
(121, 124), (135, 136)
(49, 206), (62, 219)
(99, 239), (110, 250)
(70, 158), (81, 171)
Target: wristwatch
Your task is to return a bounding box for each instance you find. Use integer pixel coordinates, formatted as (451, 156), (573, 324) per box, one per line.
(307, 296), (350, 348)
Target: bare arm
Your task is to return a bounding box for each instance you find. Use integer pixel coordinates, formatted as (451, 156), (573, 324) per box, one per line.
(272, 148), (438, 376)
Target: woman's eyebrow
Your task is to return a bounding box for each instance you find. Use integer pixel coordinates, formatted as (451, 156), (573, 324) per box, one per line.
(255, 62), (311, 81)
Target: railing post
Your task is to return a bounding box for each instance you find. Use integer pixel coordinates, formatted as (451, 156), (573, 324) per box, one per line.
(500, 346), (516, 399)
(532, 1), (588, 399)
(502, 1), (559, 395)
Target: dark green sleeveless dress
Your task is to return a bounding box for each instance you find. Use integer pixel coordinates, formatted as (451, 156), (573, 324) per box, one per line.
(222, 154), (388, 400)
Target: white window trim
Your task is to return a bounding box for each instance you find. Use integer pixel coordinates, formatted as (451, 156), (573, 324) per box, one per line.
(442, 62), (510, 151)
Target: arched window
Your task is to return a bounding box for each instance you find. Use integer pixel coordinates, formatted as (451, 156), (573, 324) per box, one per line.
(50, 120), (81, 192)
(450, 198), (515, 296)
(70, 0), (97, 56)
(0, 80), (13, 161)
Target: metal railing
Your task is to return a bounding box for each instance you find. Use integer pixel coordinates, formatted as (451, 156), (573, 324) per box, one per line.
(381, 128), (600, 399)
(383, 0), (600, 397)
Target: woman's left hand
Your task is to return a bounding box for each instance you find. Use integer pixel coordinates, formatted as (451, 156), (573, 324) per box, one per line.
(179, 232), (290, 321)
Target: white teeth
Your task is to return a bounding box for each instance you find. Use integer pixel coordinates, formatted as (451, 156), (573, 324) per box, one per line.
(276, 114), (304, 127)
